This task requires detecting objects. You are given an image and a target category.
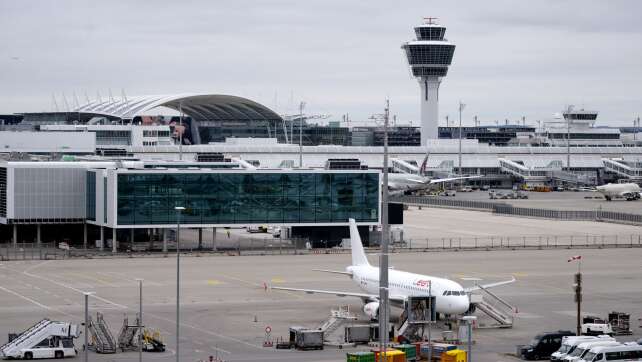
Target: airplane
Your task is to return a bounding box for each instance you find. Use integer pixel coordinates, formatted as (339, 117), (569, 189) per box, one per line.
(387, 173), (481, 195)
(595, 182), (641, 201)
(272, 219), (515, 319)
(387, 154), (482, 195)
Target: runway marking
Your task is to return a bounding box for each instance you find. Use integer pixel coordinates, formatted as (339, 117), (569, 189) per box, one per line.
(0, 285), (73, 318)
(20, 261), (127, 310)
(270, 278), (285, 283)
(99, 271), (163, 286)
(9, 262), (263, 352)
(218, 273), (302, 299)
(207, 279), (224, 286)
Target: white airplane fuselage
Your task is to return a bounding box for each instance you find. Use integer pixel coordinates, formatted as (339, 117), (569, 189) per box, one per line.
(347, 264), (470, 315)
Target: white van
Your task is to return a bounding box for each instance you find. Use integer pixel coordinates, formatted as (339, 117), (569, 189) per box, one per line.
(579, 344), (642, 362)
(563, 340), (621, 361)
(552, 336), (613, 361)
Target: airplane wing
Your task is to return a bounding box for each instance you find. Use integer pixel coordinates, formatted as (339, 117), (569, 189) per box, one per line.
(464, 276), (516, 292)
(312, 269), (353, 276)
(429, 175), (483, 184)
(271, 286), (376, 300)
(271, 286), (407, 303)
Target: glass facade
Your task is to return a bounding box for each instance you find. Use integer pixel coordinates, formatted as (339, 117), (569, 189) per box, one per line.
(116, 172), (379, 226)
(86, 171), (96, 221)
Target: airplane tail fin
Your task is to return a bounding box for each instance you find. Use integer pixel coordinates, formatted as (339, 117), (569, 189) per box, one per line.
(349, 218), (370, 266)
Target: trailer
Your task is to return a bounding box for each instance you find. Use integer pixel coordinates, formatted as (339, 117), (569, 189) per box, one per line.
(1, 319), (80, 360)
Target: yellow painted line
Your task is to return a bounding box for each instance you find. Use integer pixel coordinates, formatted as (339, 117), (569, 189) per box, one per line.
(218, 273), (302, 299)
(206, 279), (224, 286)
(270, 278), (285, 284)
(513, 272), (528, 277)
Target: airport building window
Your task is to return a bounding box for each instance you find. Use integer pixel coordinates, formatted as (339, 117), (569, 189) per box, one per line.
(116, 172), (379, 226)
(86, 171), (96, 221)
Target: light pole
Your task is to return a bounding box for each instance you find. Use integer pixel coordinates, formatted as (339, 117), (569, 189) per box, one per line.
(461, 315), (476, 362)
(299, 101), (305, 168)
(135, 278), (143, 362)
(174, 206), (185, 362)
(458, 101), (465, 177)
(565, 105), (574, 171)
(380, 99), (390, 354)
(83, 292), (94, 362)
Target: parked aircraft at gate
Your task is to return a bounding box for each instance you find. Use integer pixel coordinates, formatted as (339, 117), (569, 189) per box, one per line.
(272, 219), (515, 319)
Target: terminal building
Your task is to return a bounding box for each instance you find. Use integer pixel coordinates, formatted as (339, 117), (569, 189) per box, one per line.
(0, 159), (380, 248)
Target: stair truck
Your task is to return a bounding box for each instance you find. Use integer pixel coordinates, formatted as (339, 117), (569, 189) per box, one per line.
(1, 319), (80, 360)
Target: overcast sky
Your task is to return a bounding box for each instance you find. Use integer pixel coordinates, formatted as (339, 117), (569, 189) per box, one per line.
(1, 0), (641, 126)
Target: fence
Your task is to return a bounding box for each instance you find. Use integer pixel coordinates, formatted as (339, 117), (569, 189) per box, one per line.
(2, 233), (641, 261)
(392, 195), (642, 225)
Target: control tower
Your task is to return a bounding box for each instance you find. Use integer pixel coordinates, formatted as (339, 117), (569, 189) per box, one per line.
(402, 18), (456, 145)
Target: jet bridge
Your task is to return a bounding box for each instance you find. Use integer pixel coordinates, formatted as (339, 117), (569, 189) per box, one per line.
(602, 158), (642, 181)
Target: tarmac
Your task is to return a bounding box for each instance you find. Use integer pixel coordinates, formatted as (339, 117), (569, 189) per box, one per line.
(1, 208), (641, 362)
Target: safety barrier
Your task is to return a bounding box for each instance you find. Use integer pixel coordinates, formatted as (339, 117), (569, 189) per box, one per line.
(392, 195), (642, 225)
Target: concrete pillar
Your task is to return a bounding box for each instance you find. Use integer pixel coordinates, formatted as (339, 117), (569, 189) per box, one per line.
(162, 228), (168, 253)
(212, 227), (217, 252)
(148, 228), (154, 251)
(36, 224), (41, 247)
(198, 228), (203, 250)
(112, 228), (117, 253)
(12, 224), (17, 248)
(83, 223), (88, 250)
(100, 226), (104, 252)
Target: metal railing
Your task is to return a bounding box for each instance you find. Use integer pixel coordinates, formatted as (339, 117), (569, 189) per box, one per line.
(1, 233), (641, 261)
(392, 195), (642, 225)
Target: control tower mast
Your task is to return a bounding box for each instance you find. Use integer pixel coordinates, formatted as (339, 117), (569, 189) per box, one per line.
(402, 18), (456, 145)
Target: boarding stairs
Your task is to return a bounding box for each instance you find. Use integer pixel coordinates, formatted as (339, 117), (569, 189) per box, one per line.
(0, 319), (78, 358)
(397, 315), (424, 342)
(318, 306), (357, 344)
(88, 312), (117, 353)
(117, 315), (141, 352)
(472, 285), (515, 328)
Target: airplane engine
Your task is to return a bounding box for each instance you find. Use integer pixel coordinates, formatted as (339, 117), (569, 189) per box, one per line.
(363, 301), (380, 320)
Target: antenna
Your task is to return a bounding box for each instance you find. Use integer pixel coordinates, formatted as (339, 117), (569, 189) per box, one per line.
(423, 17), (439, 25)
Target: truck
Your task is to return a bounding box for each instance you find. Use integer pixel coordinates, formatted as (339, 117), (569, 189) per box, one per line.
(1, 319), (80, 360)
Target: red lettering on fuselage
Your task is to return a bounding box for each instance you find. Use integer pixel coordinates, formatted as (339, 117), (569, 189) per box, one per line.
(415, 279), (430, 288)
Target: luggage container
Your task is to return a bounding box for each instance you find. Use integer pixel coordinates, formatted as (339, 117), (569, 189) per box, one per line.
(391, 344), (416, 361)
(288, 326), (323, 350)
(372, 348), (406, 362)
(420, 342), (456, 359)
(347, 351), (376, 362)
(441, 349), (467, 362)
(346, 325), (372, 344)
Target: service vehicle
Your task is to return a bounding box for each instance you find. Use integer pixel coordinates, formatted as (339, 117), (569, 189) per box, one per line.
(579, 344), (642, 362)
(519, 330), (574, 360)
(582, 317), (613, 336)
(551, 336), (606, 361)
(1, 319), (79, 360)
(562, 340), (620, 361)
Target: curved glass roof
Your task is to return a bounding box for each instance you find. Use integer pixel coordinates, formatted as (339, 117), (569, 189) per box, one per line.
(73, 94), (282, 122)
